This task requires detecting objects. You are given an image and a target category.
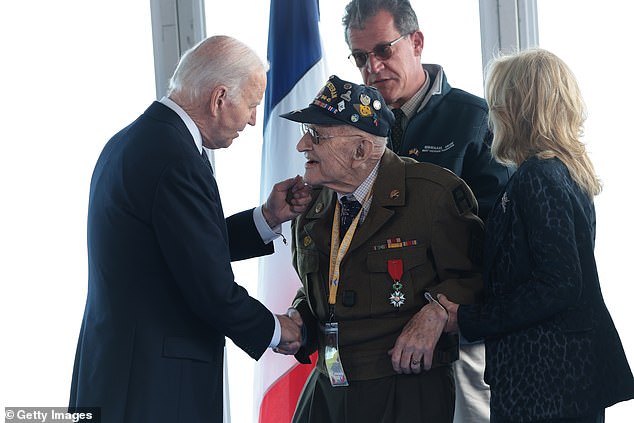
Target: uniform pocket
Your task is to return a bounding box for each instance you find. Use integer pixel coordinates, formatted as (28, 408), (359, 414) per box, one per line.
(366, 244), (430, 316)
(295, 247), (320, 278)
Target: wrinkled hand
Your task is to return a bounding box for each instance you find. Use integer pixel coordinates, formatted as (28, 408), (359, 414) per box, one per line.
(262, 176), (312, 228)
(437, 294), (459, 333)
(388, 303), (448, 373)
(273, 311), (302, 355)
(286, 307), (303, 328)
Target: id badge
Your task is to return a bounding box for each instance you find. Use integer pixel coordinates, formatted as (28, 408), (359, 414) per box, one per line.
(324, 322), (349, 387)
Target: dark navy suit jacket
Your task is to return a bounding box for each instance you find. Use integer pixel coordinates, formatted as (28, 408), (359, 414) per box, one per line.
(398, 65), (513, 220)
(69, 102), (275, 422)
(458, 157), (634, 420)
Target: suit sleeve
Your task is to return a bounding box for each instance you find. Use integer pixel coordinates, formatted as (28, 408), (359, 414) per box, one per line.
(152, 158), (274, 359)
(458, 166), (583, 341)
(226, 208), (274, 261)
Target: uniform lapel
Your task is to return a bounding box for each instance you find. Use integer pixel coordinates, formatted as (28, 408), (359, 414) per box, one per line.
(301, 188), (337, 255)
(348, 150), (405, 252)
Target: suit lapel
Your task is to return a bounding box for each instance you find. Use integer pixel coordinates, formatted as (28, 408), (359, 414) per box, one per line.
(301, 188), (336, 255)
(144, 101), (229, 242)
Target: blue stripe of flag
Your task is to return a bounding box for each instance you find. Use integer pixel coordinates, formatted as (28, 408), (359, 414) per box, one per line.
(263, 0), (322, 128)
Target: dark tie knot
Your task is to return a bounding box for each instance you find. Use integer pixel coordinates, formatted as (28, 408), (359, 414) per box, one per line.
(340, 196), (362, 237)
(392, 108), (405, 119)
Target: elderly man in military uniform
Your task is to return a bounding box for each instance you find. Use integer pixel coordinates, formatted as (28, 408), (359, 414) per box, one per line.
(274, 75), (484, 423)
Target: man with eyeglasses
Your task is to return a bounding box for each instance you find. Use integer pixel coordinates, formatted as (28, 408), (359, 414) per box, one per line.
(273, 75), (484, 423)
(343, 0), (511, 221)
(343, 1), (513, 422)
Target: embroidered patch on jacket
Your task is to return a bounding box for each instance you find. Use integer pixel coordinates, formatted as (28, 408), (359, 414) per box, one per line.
(452, 186), (473, 215)
(420, 142), (455, 153)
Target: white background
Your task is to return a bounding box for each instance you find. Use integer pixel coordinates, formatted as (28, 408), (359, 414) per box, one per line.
(1, 1), (632, 422)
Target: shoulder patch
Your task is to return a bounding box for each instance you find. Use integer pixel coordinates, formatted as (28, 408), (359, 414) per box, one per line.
(452, 185), (474, 215)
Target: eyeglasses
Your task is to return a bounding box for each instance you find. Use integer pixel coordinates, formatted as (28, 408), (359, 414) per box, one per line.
(301, 124), (362, 145)
(348, 33), (409, 68)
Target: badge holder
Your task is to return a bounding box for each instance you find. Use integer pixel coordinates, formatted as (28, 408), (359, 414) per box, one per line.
(324, 322), (349, 387)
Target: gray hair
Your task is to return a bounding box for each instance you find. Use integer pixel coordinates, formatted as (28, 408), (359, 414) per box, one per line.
(343, 0), (419, 46)
(167, 35), (267, 106)
(333, 124), (388, 160)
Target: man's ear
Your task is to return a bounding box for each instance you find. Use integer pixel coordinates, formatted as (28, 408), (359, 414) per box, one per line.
(209, 85), (228, 116)
(412, 30), (424, 56)
(351, 138), (373, 166)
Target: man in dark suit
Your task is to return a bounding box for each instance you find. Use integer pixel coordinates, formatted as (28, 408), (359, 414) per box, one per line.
(69, 35), (310, 422)
(274, 75), (484, 422)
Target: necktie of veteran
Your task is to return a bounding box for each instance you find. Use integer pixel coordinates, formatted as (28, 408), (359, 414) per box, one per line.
(340, 196), (362, 239)
(390, 108), (405, 153)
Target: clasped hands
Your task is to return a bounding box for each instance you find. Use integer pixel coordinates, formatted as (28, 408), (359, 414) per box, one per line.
(262, 175), (312, 228)
(273, 308), (303, 355)
(272, 296), (461, 370)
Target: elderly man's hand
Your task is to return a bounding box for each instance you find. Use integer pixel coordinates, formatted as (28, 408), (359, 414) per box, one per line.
(437, 294), (460, 333)
(274, 313), (302, 355)
(262, 175), (312, 228)
(388, 303), (448, 374)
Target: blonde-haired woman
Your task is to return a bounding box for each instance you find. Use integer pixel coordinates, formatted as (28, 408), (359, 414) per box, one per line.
(439, 48), (634, 423)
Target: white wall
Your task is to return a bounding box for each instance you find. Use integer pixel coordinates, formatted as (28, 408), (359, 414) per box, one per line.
(536, 3), (634, 418)
(0, 0), (155, 413)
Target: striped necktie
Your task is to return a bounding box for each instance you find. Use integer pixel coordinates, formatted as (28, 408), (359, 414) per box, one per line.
(390, 108), (405, 153)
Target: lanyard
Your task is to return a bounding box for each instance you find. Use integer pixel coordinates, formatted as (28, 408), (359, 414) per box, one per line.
(327, 192), (370, 306)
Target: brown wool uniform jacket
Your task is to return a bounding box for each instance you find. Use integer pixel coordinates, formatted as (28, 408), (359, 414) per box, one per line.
(291, 149), (484, 381)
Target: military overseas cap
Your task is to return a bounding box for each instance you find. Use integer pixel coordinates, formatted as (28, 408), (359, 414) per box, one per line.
(280, 75), (395, 137)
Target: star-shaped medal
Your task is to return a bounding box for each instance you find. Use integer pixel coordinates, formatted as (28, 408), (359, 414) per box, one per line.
(389, 291), (405, 307)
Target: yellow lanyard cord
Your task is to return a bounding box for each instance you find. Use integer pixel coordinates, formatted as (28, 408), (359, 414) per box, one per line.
(327, 192), (371, 306)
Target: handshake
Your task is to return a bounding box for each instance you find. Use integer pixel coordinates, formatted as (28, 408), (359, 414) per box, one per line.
(273, 308), (303, 355)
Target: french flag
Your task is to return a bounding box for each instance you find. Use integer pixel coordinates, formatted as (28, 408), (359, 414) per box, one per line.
(256, 0), (327, 422)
